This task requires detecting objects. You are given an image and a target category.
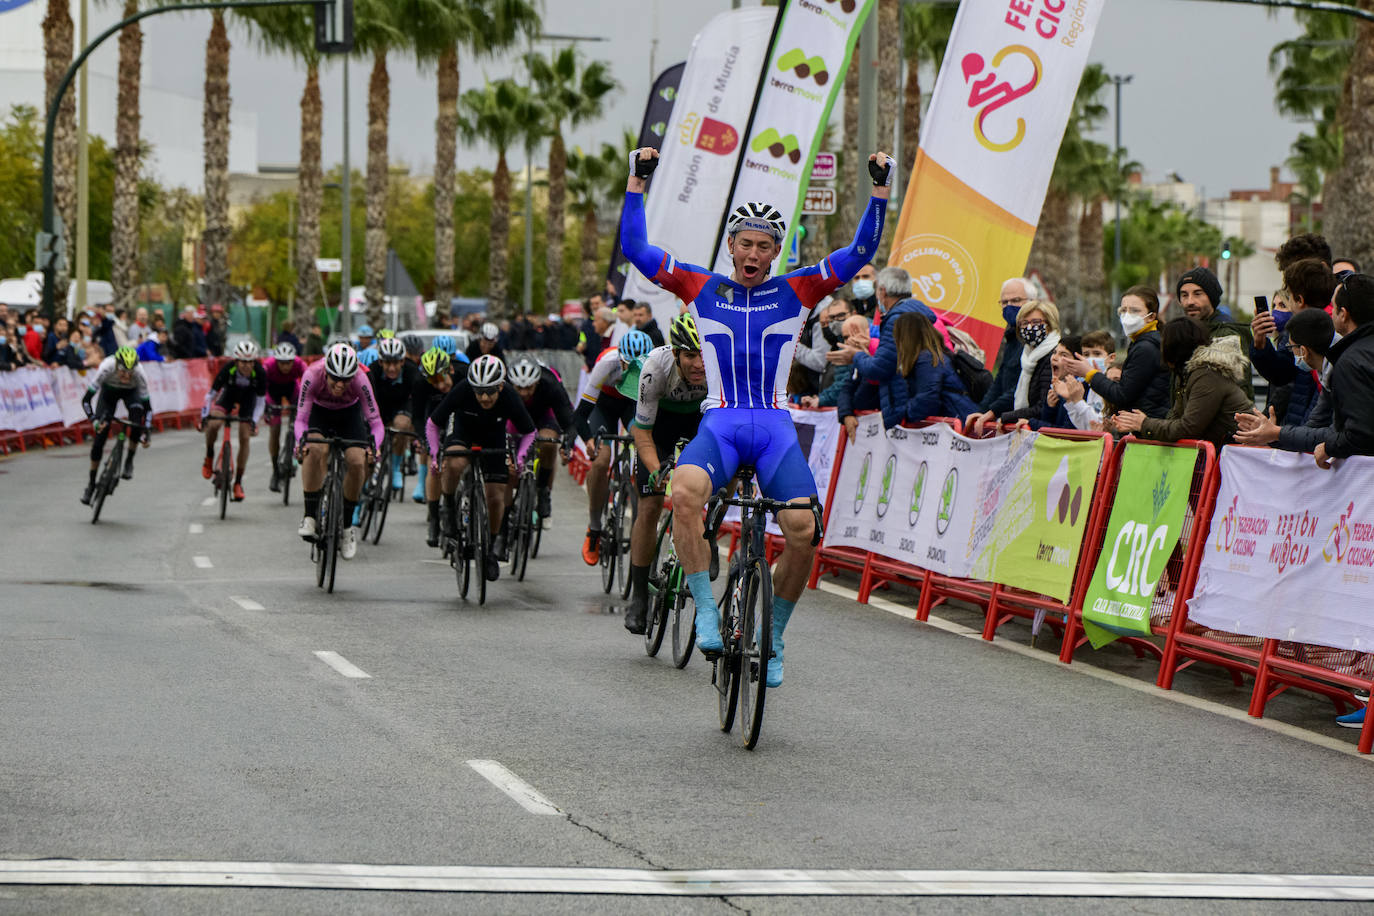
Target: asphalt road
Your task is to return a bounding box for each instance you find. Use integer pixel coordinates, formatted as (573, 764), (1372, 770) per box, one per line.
(3, 429), (1373, 914)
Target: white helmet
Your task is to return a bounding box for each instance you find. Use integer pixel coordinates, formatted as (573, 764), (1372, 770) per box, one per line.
(232, 339), (259, 360)
(468, 353), (505, 388)
(377, 337), (405, 361)
(480, 321), (500, 341)
(324, 342), (359, 379)
(509, 358), (541, 387)
(727, 201), (786, 241)
(272, 342), (297, 361)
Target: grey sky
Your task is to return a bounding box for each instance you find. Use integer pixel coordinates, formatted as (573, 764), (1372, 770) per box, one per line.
(73, 0), (1306, 196)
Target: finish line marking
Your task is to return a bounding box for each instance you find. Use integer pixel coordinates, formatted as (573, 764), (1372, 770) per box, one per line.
(312, 651), (371, 679)
(813, 580), (1369, 761)
(1, 862), (1373, 899)
(466, 760), (561, 815)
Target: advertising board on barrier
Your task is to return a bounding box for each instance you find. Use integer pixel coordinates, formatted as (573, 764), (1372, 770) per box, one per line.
(0, 367), (63, 431)
(1190, 448), (1374, 652)
(0, 359), (219, 433)
(823, 415), (1102, 602)
(1081, 444), (1195, 648)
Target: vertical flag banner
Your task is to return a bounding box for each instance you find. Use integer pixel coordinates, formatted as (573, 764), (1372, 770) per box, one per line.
(887, 0), (1106, 363)
(622, 8), (777, 328)
(1081, 444), (1195, 648)
(607, 62), (687, 298)
(710, 0), (876, 275)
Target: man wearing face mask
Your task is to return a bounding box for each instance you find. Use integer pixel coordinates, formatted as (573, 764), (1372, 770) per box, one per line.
(978, 277), (1036, 413)
(849, 263), (878, 316)
(1235, 308), (1338, 452)
(792, 296), (842, 392)
(1250, 258), (1336, 429)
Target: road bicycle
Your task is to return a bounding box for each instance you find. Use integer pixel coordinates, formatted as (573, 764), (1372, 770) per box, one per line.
(208, 413), (253, 521)
(303, 434), (373, 594)
(703, 465), (823, 750)
(359, 427), (418, 546)
(88, 417), (142, 524)
(442, 445), (505, 606)
(507, 436), (559, 581)
(597, 432), (636, 599)
(644, 442), (693, 665)
(267, 403), (296, 506)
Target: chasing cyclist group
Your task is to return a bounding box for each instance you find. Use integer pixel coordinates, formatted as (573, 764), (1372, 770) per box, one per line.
(78, 145), (896, 689)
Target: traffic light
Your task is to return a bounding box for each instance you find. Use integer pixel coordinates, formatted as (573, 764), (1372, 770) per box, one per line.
(314, 0), (353, 53)
(1221, 242), (1232, 261)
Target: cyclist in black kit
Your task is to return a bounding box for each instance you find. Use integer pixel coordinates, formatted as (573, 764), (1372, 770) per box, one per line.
(367, 336), (419, 491)
(425, 355), (536, 581)
(414, 347), (456, 545)
(508, 357), (574, 523)
(200, 339), (267, 501)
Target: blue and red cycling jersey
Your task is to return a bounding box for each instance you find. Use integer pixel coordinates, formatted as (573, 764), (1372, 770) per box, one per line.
(619, 191), (886, 411)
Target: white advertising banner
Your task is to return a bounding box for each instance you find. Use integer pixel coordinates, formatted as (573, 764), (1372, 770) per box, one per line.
(1190, 447), (1374, 652)
(709, 0), (876, 274)
(623, 7), (777, 330)
(725, 406), (841, 536)
(0, 367), (63, 431)
(1, 359), (215, 433)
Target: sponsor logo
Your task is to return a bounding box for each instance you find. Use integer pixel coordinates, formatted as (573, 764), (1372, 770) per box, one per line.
(894, 234), (978, 327)
(649, 121), (666, 138)
(777, 48), (830, 85)
(1046, 455), (1084, 526)
(751, 127), (802, 165)
(854, 451), (873, 514)
(798, 0), (855, 27)
(658, 87), (676, 103)
(1212, 494), (1266, 558)
(908, 460), (928, 527)
(875, 454), (896, 519)
(936, 467), (957, 536)
(961, 45), (1042, 153)
(678, 112), (739, 156)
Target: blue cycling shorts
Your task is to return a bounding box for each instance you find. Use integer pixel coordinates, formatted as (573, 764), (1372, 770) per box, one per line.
(679, 408), (816, 502)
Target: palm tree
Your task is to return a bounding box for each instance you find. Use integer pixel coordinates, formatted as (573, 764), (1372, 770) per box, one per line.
(898, 1), (956, 180)
(566, 134), (631, 297)
(111, 0), (142, 310)
(1317, 7), (1374, 268)
(43, 0), (76, 309)
(202, 10), (232, 311)
(1286, 122), (1342, 231)
(458, 79), (539, 317)
(525, 47), (617, 315)
(420, 0), (539, 325)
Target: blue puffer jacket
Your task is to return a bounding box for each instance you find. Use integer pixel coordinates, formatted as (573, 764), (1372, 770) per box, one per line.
(1251, 334), (1321, 426)
(851, 297), (938, 429)
(903, 350), (980, 423)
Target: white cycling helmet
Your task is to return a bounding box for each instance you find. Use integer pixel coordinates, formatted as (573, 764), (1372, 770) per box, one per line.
(468, 353), (505, 389)
(480, 321), (500, 342)
(272, 342), (297, 361)
(324, 342), (359, 379)
(232, 339), (259, 360)
(509, 358), (541, 387)
(377, 337), (405, 361)
(727, 201), (786, 241)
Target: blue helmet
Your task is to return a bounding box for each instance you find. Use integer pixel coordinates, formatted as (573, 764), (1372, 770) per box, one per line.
(356, 324), (374, 338)
(357, 347), (380, 368)
(433, 334), (458, 355)
(618, 329), (653, 363)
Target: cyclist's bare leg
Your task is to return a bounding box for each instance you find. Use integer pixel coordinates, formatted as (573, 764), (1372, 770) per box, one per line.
(440, 453), (469, 495)
(267, 415), (281, 462)
(236, 418), (252, 477)
(631, 494), (664, 566)
(772, 497), (818, 602)
(484, 481), (507, 537)
(204, 408), (226, 459)
(586, 445), (612, 529)
(300, 443), (328, 491)
(341, 446), (367, 502)
(391, 414), (413, 454)
(670, 465), (712, 575)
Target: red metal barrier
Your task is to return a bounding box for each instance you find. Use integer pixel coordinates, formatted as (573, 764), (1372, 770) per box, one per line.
(1249, 641), (1374, 751)
(807, 412), (867, 590)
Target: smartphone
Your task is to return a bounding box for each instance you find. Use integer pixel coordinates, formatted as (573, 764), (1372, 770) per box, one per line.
(1254, 295), (1269, 314)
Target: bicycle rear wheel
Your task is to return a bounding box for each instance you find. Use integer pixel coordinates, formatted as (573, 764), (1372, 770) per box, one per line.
(217, 440), (231, 520)
(315, 482), (331, 588)
(280, 430), (294, 506)
(325, 470), (342, 594)
(644, 513), (674, 657)
(91, 438), (121, 524)
(738, 556), (773, 750)
(512, 479), (533, 582)
(669, 564), (694, 668)
(370, 472), (392, 545)
(715, 567), (741, 733)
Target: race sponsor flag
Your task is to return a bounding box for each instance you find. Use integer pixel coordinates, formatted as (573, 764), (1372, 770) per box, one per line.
(607, 62), (686, 298)
(887, 0), (1106, 364)
(709, 0), (876, 274)
(622, 8), (778, 329)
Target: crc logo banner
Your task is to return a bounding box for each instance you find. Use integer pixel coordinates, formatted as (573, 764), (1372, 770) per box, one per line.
(1080, 443), (1196, 649)
(1191, 447), (1374, 653)
(887, 0), (1105, 365)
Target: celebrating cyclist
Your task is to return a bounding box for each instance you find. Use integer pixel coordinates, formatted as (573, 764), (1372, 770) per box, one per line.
(425, 354), (536, 583)
(367, 336), (420, 492)
(622, 314), (708, 635)
(200, 339), (267, 502)
(79, 346), (152, 505)
(413, 346), (457, 546)
(620, 145), (892, 686)
(508, 357), (574, 524)
(263, 342), (305, 493)
(294, 343), (384, 560)
(573, 329), (655, 565)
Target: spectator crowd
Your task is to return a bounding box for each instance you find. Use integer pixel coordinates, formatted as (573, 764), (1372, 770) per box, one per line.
(0, 300), (235, 372)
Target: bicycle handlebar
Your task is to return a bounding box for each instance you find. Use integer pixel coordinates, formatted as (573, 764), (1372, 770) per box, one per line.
(302, 435), (374, 450)
(706, 490), (825, 547)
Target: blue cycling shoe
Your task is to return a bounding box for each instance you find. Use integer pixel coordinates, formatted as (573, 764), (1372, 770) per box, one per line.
(391, 466), (404, 490)
(412, 477), (426, 503)
(1337, 707), (1367, 728)
(766, 600), (795, 688)
(352, 504), (362, 526)
(695, 604), (723, 653)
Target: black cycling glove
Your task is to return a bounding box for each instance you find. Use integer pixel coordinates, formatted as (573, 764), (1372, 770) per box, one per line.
(630, 149), (659, 180)
(869, 154), (893, 187)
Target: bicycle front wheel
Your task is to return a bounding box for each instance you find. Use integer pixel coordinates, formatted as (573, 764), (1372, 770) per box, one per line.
(645, 513), (674, 658)
(91, 438), (121, 524)
(315, 485), (331, 588)
(716, 567), (741, 733)
(325, 474), (342, 594)
(471, 487), (489, 606)
(217, 441), (231, 520)
(599, 496), (619, 595)
(512, 479), (533, 582)
(280, 430), (294, 506)
(738, 557), (773, 750)
(456, 494), (472, 600)
(616, 476), (634, 601)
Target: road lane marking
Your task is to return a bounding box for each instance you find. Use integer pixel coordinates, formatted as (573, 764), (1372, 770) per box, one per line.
(192, 556), (213, 569)
(466, 760), (560, 815)
(313, 651), (371, 679)
(200, 497), (215, 507)
(188, 523), (203, 534)
(2, 862), (1374, 899)
(229, 596), (263, 611)
(814, 580), (1371, 761)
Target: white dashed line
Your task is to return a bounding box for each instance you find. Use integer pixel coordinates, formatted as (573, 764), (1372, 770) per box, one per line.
(313, 651), (371, 679)
(229, 596), (263, 611)
(192, 555), (213, 569)
(200, 497), (215, 507)
(466, 759), (560, 815)
(188, 523), (203, 534)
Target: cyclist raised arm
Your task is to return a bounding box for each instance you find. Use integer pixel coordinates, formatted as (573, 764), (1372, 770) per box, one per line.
(79, 346), (152, 505)
(620, 145), (893, 687)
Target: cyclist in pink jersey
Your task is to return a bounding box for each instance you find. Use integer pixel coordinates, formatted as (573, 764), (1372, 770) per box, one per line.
(294, 344), (384, 558)
(263, 343), (306, 492)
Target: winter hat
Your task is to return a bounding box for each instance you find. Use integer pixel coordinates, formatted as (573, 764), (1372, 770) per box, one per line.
(1175, 267), (1222, 307)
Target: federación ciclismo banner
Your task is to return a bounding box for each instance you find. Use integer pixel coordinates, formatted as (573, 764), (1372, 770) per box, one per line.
(1190, 448), (1374, 652)
(622, 8), (776, 328)
(887, 0), (1106, 363)
(709, 0), (876, 275)
(824, 415), (1102, 602)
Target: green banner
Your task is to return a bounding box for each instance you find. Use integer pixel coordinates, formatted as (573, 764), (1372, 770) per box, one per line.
(1081, 444), (1195, 649)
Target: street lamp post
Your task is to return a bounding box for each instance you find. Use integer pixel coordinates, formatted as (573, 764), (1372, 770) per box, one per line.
(1110, 74), (1132, 314)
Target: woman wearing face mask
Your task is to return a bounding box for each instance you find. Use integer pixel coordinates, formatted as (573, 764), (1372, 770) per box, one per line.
(965, 299), (1061, 436)
(1061, 285), (1170, 421)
